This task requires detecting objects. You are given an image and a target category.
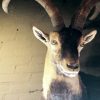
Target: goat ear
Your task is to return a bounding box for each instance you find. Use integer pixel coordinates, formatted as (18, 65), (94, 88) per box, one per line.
(83, 30), (97, 44)
(32, 26), (49, 45)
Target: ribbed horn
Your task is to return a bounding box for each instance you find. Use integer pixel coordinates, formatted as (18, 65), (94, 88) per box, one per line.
(70, 0), (100, 32)
(35, 0), (65, 31)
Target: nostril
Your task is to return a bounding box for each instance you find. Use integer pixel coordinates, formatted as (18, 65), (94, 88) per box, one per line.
(67, 63), (79, 69)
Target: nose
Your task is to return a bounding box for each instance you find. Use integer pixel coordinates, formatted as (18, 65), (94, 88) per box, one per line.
(67, 63), (79, 69)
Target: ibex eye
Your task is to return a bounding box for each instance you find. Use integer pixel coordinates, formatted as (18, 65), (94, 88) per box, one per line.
(51, 40), (58, 45)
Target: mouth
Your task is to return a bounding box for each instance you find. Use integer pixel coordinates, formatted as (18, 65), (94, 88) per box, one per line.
(57, 64), (79, 77)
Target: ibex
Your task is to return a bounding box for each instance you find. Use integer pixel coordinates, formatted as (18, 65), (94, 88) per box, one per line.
(2, 0), (100, 100)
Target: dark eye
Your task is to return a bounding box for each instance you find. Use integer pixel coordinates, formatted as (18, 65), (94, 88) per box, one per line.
(51, 40), (58, 45)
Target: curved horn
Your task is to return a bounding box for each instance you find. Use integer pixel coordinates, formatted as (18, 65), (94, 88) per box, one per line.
(89, 2), (100, 20)
(35, 0), (65, 31)
(2, 0), (65, 31)
(70, 0), (100, 32)
(2, 0), (11, 13)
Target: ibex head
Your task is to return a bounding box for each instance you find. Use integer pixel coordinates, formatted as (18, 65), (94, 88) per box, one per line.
(33, 25), (96, 77)
(32, 0), (98, 77)
(2, 0), (98, 77)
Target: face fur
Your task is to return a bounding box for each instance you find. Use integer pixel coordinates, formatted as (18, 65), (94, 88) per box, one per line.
(33, 26), (97, 77)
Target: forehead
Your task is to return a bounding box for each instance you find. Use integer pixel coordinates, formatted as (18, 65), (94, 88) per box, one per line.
(49, 31), (70, 41)
(50, 32), (60, 40)
(50, 28), (82, 43)
(49, 32), (75, 44)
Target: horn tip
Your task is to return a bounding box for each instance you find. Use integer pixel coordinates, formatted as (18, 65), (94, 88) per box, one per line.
(2, 6), (8, 14)
(2, 0), (9, 14)
(2, 8), (8, 14)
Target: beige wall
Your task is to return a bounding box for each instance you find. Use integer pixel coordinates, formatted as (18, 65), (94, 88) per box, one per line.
(0, 0), (49, 99)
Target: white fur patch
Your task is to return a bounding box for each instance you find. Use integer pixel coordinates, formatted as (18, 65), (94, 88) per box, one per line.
(57, 64), (79, 77)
